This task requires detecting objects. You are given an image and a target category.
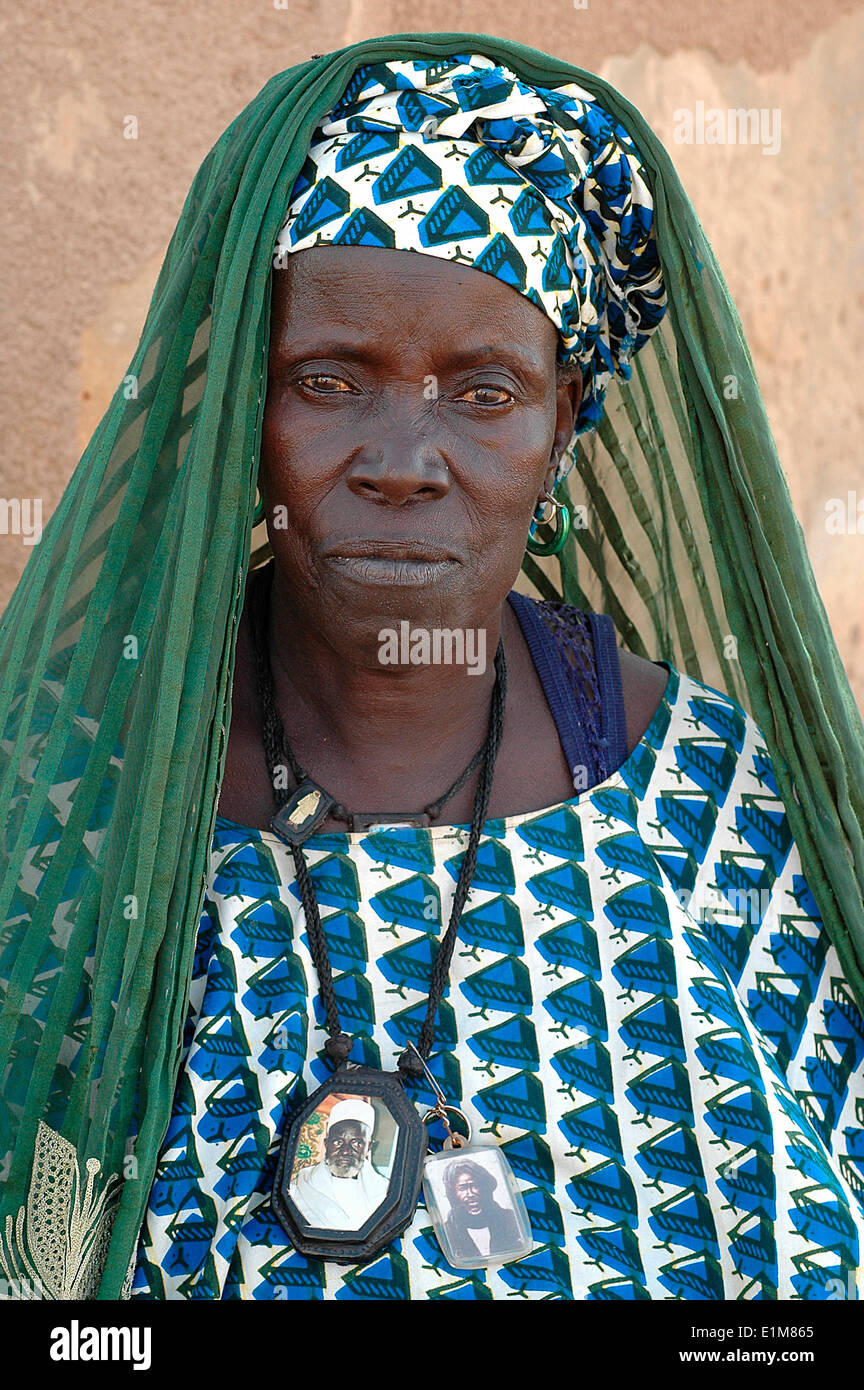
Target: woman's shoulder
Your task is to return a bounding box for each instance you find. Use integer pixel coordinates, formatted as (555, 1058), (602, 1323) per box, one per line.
(513, 591), (763, 766)
(618, 648), (670, 757)
(616, 643), (766, 764)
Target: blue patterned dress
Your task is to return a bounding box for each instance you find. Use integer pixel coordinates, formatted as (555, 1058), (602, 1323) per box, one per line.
(131, 657), (864, 1301)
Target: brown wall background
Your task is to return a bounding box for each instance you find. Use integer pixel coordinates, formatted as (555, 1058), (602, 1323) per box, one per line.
(2, 0), (863, 704)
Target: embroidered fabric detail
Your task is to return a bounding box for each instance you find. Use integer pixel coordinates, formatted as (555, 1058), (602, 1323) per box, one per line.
(0, 1121), (122, 1300)
(120, 1246), (138, 1301)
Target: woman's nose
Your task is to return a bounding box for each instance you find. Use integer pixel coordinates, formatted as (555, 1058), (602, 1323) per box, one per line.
(344, 433), (451, 505)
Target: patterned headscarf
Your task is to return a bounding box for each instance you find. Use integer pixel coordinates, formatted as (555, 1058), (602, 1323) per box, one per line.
(274, 54), (668, 461)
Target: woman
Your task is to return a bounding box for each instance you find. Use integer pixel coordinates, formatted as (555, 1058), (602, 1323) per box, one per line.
(1, 37), (863, 1303)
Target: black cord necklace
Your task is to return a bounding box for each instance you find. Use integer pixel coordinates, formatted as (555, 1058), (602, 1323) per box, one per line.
(249, 561), (528, 1266)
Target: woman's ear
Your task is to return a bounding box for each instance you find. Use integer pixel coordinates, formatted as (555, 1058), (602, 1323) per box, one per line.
(541, 458), (559, 500)
(550, 364), (583, 484)
(539, 365), (582, 499)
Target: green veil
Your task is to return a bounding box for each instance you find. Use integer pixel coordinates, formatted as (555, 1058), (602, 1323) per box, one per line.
(1, 33), (862, 1301)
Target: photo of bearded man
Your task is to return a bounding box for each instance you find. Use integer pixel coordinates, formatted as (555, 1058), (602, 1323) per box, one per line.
(288, 1099), (391, 1232)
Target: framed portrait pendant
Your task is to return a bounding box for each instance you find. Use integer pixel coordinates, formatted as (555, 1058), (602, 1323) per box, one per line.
(423, 1142), (533, 1270)
(272, 1065), (427, 1264)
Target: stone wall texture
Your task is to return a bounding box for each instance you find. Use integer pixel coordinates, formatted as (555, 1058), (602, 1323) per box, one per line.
(2, 0), (862, 705)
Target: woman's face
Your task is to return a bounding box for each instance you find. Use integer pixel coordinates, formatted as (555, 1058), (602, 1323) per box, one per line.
(259, 245), (580, 642)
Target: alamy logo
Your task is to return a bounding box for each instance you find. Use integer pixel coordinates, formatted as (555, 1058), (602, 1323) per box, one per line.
(825, 491), (864, 534)
(49, 1320), (151, 1371)
(0, 497), (42, 545)
(673, 102), (781, 155)
(675, 885), (771, 924)
(378, 622), (487, 676)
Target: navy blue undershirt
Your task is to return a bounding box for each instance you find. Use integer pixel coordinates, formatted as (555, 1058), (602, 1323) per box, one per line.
(506, 589), (628, 789)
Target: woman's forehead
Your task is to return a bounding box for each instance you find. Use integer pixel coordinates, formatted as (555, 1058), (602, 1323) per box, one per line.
(270, 245), (558, 362)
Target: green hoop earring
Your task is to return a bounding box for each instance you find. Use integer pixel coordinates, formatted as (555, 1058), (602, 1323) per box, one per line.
(526, 491), (571, 557)
(252, 489), (265, 527)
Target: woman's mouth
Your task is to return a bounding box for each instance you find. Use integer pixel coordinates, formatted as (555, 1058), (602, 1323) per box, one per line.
(323, 542), (461, 588)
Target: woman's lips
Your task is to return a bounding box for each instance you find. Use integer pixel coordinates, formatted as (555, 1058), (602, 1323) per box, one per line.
(326, 555), (458, 586)
(323, 543), (461, 587)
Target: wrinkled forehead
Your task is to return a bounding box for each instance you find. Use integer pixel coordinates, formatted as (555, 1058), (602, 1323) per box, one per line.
(269, 244), (560, 372)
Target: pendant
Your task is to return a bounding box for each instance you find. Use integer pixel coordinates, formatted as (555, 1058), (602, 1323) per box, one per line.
(271, 780), (335, 846)
(419, 1092), (533, 1271)
(423, 1140), (533, 1270)
(271, 1065), (427, 1264)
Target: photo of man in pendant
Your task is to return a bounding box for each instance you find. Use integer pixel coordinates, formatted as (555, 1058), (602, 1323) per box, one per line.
(288, 1095), (395, 1232)
(424, 1147), (533, 1267)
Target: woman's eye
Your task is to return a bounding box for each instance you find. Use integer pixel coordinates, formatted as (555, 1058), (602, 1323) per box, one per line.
(299, 374), (353, 393)
(458, 385), (515, 405)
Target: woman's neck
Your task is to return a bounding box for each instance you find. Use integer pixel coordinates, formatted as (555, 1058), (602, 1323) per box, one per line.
(262, 561), (507, 807)
(217, 561), (579, 832)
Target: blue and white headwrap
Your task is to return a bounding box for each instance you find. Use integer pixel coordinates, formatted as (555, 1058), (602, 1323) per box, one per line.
(275, 54), (667, 472)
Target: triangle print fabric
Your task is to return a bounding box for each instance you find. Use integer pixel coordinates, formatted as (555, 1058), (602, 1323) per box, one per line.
(131, 666), (864, 1301)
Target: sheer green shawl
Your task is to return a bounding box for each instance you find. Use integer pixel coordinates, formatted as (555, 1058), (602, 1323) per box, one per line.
(1, 32), (862, 1300)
